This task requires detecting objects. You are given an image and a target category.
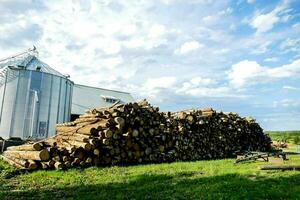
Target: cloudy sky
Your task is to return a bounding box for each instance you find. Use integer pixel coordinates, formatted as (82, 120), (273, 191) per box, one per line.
(1, 0), (300, 131)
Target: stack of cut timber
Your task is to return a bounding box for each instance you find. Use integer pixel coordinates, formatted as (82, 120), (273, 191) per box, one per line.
(1, 100), (272, 170)
(168, 110), (271, 161)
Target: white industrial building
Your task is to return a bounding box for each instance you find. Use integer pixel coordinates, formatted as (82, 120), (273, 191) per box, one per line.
(0, 48), (134, 140)
(71, 84), (134, 121)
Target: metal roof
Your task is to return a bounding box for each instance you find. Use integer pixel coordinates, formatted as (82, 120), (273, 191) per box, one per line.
(71, 84), (134, 115)
(0, 47), (65, 77)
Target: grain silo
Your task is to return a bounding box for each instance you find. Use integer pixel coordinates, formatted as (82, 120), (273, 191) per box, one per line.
(0, 47), (74, 139)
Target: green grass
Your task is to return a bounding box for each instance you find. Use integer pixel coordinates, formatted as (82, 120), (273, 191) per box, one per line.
(267, 130), (300, 142)
(0, 155), (300, 200)
(267, 131), (300, 152)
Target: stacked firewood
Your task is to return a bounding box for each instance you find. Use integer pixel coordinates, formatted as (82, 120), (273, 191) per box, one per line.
(0, 100), (272, 170)
(169, 109), (271, 161)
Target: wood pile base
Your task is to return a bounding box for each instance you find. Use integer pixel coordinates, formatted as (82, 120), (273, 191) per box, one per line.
(1, 100), (272, 170)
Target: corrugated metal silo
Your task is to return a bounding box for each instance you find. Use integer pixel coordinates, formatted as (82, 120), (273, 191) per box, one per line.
(0, 48), (73, 139)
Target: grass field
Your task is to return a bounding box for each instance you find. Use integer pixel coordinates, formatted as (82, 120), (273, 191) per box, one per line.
(267, 131), (300, 152)
(267, 130), (300, 142)
(0, 133), (299, 200)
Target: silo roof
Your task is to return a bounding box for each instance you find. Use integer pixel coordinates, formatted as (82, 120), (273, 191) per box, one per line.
(0, 47), (65, 77)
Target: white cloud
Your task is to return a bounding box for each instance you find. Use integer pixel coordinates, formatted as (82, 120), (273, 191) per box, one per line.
(144, 77), (177, 90)
(228, 59), (300, 88)
(292, 22), (300, 29)
(280, 38), (300, 52)
(202, 15), (218, 24)
(100, 39), (121, 55)
(162, 0), (214, 5)
(178, 77), (215, 92)
(213, 48), (230, 55)
(148, 24), (166, 38)
(281, 14), (292, 22)
(176, 77), (245, 98)
(177, 85), (234, 98)
(282, 86), (299, 91)
(268, 59), (300, 78)
(101, 56), (123, 69)
(264, 57), (278, 62)
(273, 99), (300, 108)
(123, 38), (145, 49)
(128, 76), (178, 101)
(251, 41), (271, 54)
(160, 0), (176, 5)
(175, 40), (203, 55)
(247, 0), (255, 4)
(122, 24), (137, 36)
(190, 77), (215, 85)
(202, 7), (232, 25)
(250, 0), (290, 33)
(228, 60), (265, 87)
(251, 12), (279, 33)
(127, 75), (246, 103)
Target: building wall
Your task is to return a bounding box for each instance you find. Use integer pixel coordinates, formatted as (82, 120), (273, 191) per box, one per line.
(71, 84), (134, 115)
(0, 68), (73, 139)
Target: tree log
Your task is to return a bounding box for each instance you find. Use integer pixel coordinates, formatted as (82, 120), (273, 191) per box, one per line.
(7, 143), (42, 151)
(0, 155), (24, 169)
(3, 149), (50, 161)
(260, 165), (300, 171)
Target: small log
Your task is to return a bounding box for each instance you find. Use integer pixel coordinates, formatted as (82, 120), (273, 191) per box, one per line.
(56, 134), (89, 143)
(104, 129), (113, 138)
(260, 165), (300, 171)
(76, 125), (99, 135)
(0, 155), (24, 169)
(114, 117), (125, 128)
(56, 126), (80, 133)
(69, 141), (92, 151)
(41, 162), (49, 169)
(54, 162), (64, 170)
(42, 138), (57, 147)
(132, 129), (139, 137)
(74, 118), (100, 124)
(7, 143), (43, 151)
(3, 149), (50, 161)
(79, 113), (102, 118)
(94, 149), (100, 156)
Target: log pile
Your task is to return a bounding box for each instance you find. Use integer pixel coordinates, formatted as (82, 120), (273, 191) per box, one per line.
(1, 100), (272, 170)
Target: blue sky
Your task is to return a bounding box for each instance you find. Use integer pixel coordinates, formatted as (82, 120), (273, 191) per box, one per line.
(0, 0), (300, 130)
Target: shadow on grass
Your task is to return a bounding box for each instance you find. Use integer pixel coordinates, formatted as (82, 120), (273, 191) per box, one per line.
(1, 172), (300, 200)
